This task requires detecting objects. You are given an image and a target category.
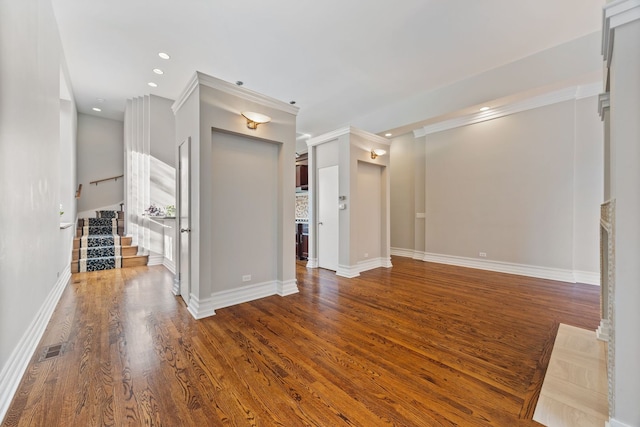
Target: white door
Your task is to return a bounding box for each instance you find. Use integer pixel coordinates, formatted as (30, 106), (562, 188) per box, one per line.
(318, 165), (339, 271)
(178, 138), (191, 305)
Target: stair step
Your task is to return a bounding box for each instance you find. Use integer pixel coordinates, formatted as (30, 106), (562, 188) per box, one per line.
(71, 245), (139, 261)
(76, 225), (124, 237)
(71, 254), (149, 274)
(96, 210), (124, 219)
(73, 236), (132, 249)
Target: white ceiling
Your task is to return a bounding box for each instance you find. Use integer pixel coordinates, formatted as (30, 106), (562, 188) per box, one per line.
(52, 0), (604, 137)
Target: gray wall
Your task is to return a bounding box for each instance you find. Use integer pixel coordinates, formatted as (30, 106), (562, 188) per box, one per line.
(390, 96), (602, 276)
(211, 131), (279, 288)
(0, 0), (75, 412)
(77, 113), (124, 213)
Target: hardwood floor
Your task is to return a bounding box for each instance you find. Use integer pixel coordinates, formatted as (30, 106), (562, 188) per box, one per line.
(1, 258), (600, 426)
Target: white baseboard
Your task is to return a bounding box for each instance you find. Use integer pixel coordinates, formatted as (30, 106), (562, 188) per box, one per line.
(337, 257), (392, 278)
(0, 266), (71, 423)
(147, 253), (164, 266)
(574, 270), (600, 286)
(163, 258), (176, 274)
(186, 279), (299, 320)
(391, 247), (599, 285)
(306, 258), (318, 268)
(276, 279), (299, 296)
(596, 319), (610, 342)
(211, 281), (279, 311)
(608, 419), (634, 427)
(187, 293), (216, 319)
(171, 276), (180, 296)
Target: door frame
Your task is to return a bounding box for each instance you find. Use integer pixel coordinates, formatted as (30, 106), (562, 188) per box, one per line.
(177, 137), (191, 305)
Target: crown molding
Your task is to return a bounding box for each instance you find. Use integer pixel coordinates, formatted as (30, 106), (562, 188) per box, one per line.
(172, 71), (300, 116)
(412, 83), (601, 138)
(307, 126), (390, 147)
(171, 72), (199, 114)
(602, 0), (640, 65)
(599, 92), (611, 120)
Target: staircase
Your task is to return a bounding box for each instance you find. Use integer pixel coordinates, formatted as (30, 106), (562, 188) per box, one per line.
(71, 210), (148, 273)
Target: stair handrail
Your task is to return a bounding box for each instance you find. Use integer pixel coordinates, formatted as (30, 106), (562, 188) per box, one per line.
(90, 174), (124, 186)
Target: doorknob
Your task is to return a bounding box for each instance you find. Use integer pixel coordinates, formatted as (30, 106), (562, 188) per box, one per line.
(318, 222), (323, 226)
(180, 228), (191, 233)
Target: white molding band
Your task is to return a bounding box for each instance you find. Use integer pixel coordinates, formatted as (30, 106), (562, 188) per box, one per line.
(186, 280), (300, 319)
(163, 258), (176, 275)
(0, 266), (71, 423)
(147, 253), (164, 266)
(187, 293), (216, 319)
(391, 248), (599, 285)
(307, 126), (391, 147)
(172, 71), (299, 116)
(603, 0), (640, 65)
(608, 418), (635, 427)
(413, 83), (601, 138)
(336, 257), (392, 278)
(599, 92), (611, 120)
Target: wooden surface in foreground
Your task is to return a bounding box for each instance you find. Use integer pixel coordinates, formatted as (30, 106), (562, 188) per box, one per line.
(2, 258), (600, 426)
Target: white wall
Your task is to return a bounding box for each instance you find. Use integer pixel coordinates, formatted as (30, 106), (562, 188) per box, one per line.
(149, 95), (176, 262)
(390, 95), (603, 282)
(77, 113), (124, 213)
(0, 0), (76, 421)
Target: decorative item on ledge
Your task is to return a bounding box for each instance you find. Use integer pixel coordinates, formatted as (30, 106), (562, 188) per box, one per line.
(142, 204), (176, 219)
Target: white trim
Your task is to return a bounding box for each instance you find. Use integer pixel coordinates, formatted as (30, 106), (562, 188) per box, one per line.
(147, 253), (164, 266)
(306, 257), (318, 268)
(599, 92), (611, 120)
(393, 248), (599, 284)
(172, 71), (299, 116)
(422, 252), (575, 284)
(0, 266), (71, 423)
(307, 126), (391, 147)
(336, 257), (392, 278)
(391, 247), (417, 258)
(171, 73), (199, 114)
(413, 84), (601, 137)
(597, 319), (611, 342)
(608, 418), (634, 427)
(603, 0), (640, 64)
(171, 276), (180, 296)
(574, 270), (600, 286)
(187, 293), (216, 319)
(211, 281), (279, 310)
(163, 257), (176, 274)
(336, 264), (360, 278)
(276, 280), (299, 296)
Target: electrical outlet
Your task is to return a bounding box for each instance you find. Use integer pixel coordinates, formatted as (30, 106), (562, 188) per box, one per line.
(479, 252), (487, 258)
(242, 275), (251, 282)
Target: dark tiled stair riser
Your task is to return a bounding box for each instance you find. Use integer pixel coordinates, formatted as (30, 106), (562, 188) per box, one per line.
(72, 211), (148, 273)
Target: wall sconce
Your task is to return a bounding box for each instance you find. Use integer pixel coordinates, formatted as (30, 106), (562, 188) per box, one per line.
(241, 111), (271, 129)
(371, 148), (387, 159)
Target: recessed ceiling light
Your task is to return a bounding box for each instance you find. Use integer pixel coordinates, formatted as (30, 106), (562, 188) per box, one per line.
(153, 68), (164, 75)
(480, 106), (490, 112)
(385, 133), (392, 137)
(158, 52), (170, 60)
(92, 107), (102, 112)
(148, 82), (158, 88)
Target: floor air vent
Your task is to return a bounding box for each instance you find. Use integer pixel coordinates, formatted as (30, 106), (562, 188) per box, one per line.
(39, 343), (67, 361)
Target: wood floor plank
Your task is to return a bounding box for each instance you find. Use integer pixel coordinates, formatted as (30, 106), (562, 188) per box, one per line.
(1, 258), (599, 426)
